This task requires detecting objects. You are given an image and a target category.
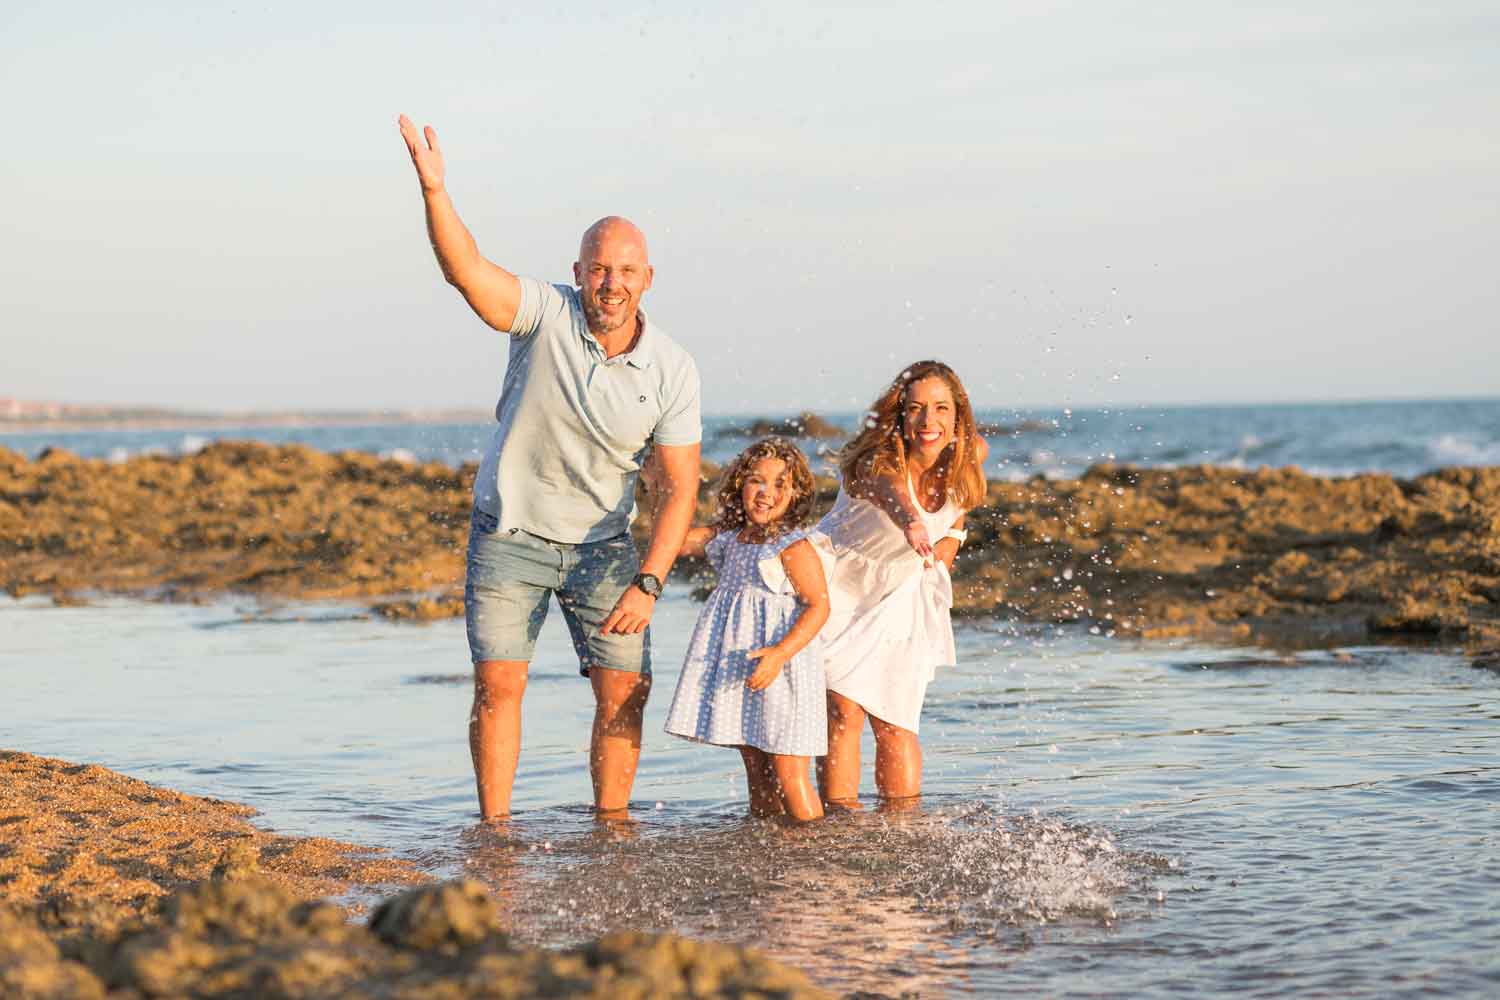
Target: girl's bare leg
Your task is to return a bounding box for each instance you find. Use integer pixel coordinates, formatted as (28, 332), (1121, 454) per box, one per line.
(869, 714), (922, 800)
(769, 754), (824, 822)
(818, 691), (866, 807)
(739, 747), (784, 817)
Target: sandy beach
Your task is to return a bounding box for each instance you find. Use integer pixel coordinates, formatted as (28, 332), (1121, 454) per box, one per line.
(0, 750), (831, 999)
(4, 441), (1496, 651)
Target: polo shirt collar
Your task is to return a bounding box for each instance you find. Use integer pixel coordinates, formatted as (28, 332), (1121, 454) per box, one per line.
(582, 308), (657, 369)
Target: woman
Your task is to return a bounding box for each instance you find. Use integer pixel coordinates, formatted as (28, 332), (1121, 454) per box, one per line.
(815, 360), (988, 806)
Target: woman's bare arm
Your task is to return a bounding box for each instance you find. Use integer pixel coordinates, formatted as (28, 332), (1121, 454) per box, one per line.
(932, 513), (966, 572)
(848, 469), (933, 559)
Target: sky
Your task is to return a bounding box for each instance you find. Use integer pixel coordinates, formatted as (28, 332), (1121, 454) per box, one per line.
(2, 1), (1497, 415)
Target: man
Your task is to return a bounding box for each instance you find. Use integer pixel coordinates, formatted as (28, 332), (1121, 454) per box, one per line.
(398, 115), (701, 819)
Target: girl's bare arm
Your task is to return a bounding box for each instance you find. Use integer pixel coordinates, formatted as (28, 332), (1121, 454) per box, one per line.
(746, 539), (832, 690)
(678, 526), (718, 560)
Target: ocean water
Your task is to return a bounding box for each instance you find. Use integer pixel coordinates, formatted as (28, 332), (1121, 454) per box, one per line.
(4, 595), (1497, 997)
(5, 397), (1500, 481)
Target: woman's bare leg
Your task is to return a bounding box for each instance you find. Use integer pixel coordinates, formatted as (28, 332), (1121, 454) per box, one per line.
(739, 747), (784, 817)
(869, 714), (922, 801)
(818, 691), (866, 807)
(769, 754), (824, 822)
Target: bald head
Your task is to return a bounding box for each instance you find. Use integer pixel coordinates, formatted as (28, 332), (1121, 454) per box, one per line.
(578, 216), (649, 263)
(573, 216), (655, 338)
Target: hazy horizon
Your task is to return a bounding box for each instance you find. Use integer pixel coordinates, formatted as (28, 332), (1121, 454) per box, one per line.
(6, 390), (1500, 422)
(4, 2), (1496, 414)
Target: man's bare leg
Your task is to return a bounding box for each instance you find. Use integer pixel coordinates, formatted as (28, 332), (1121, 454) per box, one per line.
(589, 666), (652, 812)
(471, 659), (529, 820)
(818, 691), (866, 808)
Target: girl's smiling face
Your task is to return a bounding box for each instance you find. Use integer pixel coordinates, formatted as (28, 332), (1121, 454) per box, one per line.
(741, 456), (796, 527)
(902, 375), (957, 459)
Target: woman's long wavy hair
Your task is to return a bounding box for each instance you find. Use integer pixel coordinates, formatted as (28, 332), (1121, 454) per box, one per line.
(711, 437), (817, 537)
(837, 360), (986, 509)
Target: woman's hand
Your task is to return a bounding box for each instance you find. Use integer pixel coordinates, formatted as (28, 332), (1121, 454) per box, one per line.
(746, 647), (789, 690)
(904, 519), (934, 562)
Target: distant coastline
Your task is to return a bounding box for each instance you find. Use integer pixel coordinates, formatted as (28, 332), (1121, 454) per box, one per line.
(0, 407), (494, 435)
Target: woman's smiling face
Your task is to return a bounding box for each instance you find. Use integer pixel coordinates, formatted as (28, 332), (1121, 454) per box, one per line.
(902, 375), (957, 460)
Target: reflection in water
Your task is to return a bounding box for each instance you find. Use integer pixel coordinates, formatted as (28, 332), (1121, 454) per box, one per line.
(446, 801), (1157, 993)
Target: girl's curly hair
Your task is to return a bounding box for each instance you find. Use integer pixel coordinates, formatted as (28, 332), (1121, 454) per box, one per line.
(836, 359), (986, 509)
(711, 437), (817, 536)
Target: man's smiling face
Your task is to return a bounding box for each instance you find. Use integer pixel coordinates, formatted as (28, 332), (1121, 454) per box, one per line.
(574, 218), (653, 338)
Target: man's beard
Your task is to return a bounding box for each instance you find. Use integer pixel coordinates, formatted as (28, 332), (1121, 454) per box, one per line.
(584, 299), (632, 334)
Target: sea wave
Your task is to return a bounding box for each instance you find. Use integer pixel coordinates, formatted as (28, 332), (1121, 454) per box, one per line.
(1426, 433), (1500, 467)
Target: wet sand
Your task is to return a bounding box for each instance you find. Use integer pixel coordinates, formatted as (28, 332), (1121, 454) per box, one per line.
(0, 750), (831, 999)
(3, 442), (1497, 649)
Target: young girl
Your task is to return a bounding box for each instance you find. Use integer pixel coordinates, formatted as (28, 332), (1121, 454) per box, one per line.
(663, 438), (831, 822)
(815, 360), (989, 807)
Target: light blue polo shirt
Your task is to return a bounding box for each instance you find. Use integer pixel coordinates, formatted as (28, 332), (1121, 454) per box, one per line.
(472, 277), (701, 544)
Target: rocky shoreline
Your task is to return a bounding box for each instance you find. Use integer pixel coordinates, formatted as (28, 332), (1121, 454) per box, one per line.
(2, 441), (1497, 650)
(0, 751), (832, 999)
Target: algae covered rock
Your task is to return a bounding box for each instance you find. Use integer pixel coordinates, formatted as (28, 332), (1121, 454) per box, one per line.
(0, 906), (106, 1000)
(368, 879), (502, 952)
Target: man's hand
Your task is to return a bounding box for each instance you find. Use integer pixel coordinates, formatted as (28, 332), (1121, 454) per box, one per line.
(600, 584), (655, 635)
(746, 647), (789, 690)
(398, 114), (445, 193)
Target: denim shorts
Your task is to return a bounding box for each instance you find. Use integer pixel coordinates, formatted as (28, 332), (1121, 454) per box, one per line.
(464, 509), (650, 676)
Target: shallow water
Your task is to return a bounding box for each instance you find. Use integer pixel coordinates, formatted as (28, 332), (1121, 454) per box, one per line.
(4, 595), (1498, 996)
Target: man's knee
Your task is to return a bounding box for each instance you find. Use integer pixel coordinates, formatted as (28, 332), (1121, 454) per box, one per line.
(474, 660), (528, 709)
(591, 668), (651, 721)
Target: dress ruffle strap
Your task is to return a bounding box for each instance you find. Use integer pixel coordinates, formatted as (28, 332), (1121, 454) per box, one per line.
(756, 528), (835, 595)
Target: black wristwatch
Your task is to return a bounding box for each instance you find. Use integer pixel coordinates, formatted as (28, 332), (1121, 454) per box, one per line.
(633, 572), (663, 598)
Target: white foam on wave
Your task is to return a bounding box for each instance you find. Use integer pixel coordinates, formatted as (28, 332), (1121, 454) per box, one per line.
(1427, 433), (1500, 467)
(381, 448), (418, 464)
(178, 434), (209, 455)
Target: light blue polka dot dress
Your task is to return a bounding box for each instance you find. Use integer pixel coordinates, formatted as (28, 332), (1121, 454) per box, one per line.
(663, 528), (828, 756)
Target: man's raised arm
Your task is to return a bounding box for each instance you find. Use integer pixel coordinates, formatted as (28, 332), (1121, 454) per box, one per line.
(398, 114), (523, 333)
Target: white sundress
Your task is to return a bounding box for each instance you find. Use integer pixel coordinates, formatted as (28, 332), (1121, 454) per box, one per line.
(662, 529), (828, 757)
(815, 477), (962, 734)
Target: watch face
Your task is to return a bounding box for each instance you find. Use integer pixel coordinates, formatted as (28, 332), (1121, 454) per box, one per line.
(636, 573), (662, 596)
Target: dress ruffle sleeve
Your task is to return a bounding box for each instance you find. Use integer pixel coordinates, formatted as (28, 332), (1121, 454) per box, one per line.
(757, 528), (835, 595)
(704, 530), (732, 572)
